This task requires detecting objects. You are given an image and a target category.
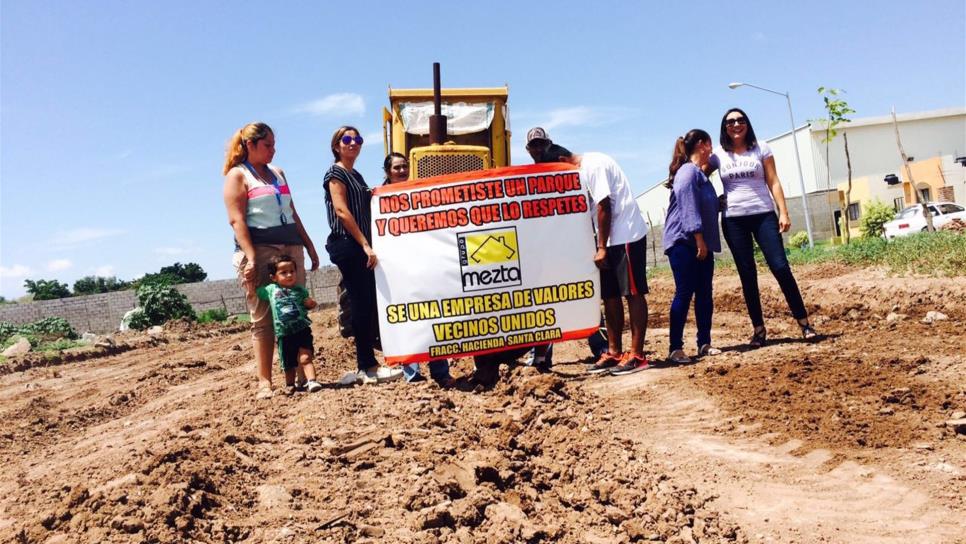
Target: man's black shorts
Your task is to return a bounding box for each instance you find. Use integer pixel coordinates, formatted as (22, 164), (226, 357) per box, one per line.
(600, 236), (648, 299)
(277, 326), (313, 370)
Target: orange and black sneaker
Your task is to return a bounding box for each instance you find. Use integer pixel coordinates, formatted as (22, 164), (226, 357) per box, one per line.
(610, 353), (650, 375)
(587, 351), (622, 374)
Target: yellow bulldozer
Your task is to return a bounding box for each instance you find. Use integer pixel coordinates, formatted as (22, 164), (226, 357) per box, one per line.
(381, 85), (512, 178)
(338, 64), (514, 340)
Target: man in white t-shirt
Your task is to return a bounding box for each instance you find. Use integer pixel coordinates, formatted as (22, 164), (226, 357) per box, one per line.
(539, 144), (651, 375)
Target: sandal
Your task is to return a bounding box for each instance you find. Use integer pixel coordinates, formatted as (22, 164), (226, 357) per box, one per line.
(698, 344), (721, 357)
(800, 322), (818, 341)
(667, 349), (692, 365)
(748, 327), (767, 349)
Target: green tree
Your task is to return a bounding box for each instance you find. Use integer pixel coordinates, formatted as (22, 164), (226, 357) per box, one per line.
(23, 279), (71, 300)
(72, 275), (131, 296)
(817, 87), (856, 243)
(159, 262), (207, 283)
(859, 199), (897, 239)
(135, 272), (181, 288)
(134, 262), (207, 289)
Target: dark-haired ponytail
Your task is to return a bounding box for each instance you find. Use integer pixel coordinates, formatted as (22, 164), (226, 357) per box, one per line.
(665, 129), (712, 188)
(665, 137), (688, 188)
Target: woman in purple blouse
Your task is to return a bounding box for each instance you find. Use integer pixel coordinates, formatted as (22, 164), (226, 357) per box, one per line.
(662, 129), (721, 364)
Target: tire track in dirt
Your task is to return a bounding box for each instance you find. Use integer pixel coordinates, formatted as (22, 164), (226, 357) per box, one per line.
(0, 328), (252, 465)
(588, 367), (964, 543)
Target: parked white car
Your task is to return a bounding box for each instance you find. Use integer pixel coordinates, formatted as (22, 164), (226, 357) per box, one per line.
(883, 202), (966, 239)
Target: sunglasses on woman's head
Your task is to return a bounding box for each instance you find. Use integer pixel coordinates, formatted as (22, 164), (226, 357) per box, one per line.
(341, 135), (364, 145)
(725, 118), (748, 127)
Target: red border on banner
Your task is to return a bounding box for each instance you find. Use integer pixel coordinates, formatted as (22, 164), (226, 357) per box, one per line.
(372, 163), (577, 196)
(384, 326), (600, 365)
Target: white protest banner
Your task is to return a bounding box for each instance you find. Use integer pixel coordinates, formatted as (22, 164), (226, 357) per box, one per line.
(372, 163), (600, 365)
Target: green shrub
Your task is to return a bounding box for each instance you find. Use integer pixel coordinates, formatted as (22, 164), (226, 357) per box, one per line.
(34, 338), (84, 352)
(197, 308), (229, 324)
(132, 281), (196, 329)
(859, 199), (896, 239)
(789, 231), (810, 249)
(0, 317), (76, 344)
(127, 308), (153, 331)
(0, 323), (18, 343)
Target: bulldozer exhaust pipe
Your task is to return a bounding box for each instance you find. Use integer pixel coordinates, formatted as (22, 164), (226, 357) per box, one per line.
(429, 62), (447, 145)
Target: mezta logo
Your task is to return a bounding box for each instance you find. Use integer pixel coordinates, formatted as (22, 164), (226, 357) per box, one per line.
(457, 227), (522, 292)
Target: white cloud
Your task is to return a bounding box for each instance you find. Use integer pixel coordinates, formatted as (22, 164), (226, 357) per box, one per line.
(540, 106), (638, 131)
(51, 227), (124, 248)
(47, 259), (73, 272)
(93, 265), (115, 277)
(154, 247), (190, 256)
(0, 264), (31, 278)
(294, 93), (366, 117)
(365, 128), (385, 148)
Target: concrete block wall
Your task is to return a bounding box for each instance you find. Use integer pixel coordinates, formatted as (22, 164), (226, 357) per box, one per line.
(642, 226), (734, 269)
(785, 191), (839, 242)
(0, 266), (344, 334)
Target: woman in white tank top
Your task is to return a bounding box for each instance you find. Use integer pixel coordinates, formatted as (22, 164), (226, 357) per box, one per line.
(223, 122), (320, 399)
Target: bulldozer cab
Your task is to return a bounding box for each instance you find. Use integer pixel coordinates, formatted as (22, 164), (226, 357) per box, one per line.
(382, 87), (511, 179)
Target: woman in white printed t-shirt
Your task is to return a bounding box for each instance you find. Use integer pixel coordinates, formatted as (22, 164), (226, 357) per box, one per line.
(715, 108), (818, 348)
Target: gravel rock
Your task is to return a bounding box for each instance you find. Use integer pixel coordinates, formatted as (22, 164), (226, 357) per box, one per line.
(256, 485), (291, 510)
(945, 419), (966, 434)
(2, 337), (31, 357)
(922, 311), (948, 324)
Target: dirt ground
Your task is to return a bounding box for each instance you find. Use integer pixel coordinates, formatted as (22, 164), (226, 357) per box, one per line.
(1, 264), (964, 544)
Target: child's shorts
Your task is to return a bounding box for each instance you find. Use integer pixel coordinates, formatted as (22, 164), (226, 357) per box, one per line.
(277, 327), (314, 370)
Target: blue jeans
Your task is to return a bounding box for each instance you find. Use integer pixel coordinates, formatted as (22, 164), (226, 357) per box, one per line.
(721, 212), (807, 327)
(525, 316), (607, 363)
(667, 242), (714, 351)
(525, 344), (553, 367)
(402, 360), (451, 382)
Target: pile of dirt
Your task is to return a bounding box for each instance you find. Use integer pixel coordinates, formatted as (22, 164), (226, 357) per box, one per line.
(693, 354), (964, 450)
(940, 218), (966, 232)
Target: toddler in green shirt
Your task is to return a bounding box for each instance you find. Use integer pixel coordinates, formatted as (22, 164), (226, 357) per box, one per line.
(257, 255), (322, 394)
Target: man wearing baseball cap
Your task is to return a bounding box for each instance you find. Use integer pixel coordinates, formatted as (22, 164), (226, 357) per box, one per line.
(525, 127), (552, 162)
(538, 143), (651, 376)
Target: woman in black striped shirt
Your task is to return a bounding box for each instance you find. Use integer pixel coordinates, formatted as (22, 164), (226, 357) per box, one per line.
(323, 126), (380, 382)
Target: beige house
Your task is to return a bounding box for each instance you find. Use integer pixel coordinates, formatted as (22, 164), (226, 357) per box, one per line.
(835, 156), (955, 238)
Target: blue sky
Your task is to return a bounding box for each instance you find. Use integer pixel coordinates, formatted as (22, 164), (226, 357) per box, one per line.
(1, 0), (964, 299)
